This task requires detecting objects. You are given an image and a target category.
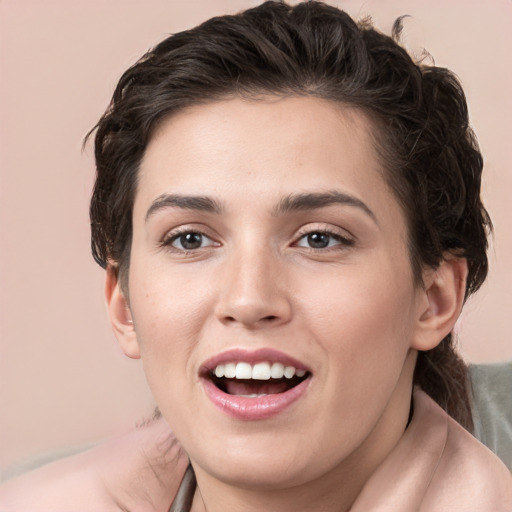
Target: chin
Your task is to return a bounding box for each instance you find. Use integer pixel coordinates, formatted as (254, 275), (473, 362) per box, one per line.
(198, 454), (316, 490)
(185, 429), (334, 491)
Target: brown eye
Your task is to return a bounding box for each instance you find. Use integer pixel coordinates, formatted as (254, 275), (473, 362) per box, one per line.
(170, 232), (213, 250)
(296, 230), (354, 250)
(306, 233), (331, 248)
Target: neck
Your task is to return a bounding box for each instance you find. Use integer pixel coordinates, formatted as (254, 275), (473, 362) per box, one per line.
(192, 469), (358, 512)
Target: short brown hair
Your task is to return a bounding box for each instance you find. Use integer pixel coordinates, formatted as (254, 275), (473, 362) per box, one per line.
(88, 1), (491, 430)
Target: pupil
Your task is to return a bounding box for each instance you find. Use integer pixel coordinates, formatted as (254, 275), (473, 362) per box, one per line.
(181, 232), (202, 249)
(308, 232), (329, 248)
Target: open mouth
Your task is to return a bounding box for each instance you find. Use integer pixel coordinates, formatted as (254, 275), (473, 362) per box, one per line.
(208, 361), (311, 397)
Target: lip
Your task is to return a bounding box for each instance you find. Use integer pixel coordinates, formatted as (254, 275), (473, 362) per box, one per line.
(202, 374), (310, 420)
(200, 348), (311, 421)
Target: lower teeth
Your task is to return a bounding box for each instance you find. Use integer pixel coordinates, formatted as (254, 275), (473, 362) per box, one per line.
(239, 393), (268, 398)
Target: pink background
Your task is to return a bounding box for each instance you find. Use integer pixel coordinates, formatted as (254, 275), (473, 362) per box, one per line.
(1, 0), (511, 474)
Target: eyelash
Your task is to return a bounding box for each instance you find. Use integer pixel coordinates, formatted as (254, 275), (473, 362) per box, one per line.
(161, 227), (354, 254)
(161, 228), (218, 253)
(294, 228), (355, 251)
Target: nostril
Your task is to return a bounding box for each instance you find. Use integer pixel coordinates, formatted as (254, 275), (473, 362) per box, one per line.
(222, 314), (279, 324)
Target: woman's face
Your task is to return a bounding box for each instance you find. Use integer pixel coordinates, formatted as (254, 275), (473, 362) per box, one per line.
(117, 97), (431, 489)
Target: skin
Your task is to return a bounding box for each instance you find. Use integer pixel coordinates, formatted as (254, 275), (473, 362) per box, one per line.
(0, 96), (466, 511)
(0, 418), (187, 511)
(107, 96), (467, 512)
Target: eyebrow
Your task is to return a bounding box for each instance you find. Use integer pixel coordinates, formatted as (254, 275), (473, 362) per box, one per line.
(145, 190), (377, 224)
(273, 191), (378, 224)
(145, 194), (223, 221)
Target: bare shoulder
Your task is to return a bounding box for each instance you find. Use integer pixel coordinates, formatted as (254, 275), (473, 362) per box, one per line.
(0, 418), (188, 512)
(425, 414), (512, 511)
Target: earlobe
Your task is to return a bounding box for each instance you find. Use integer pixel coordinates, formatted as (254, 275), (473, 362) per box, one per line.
(411, 256), (468, 351)
(105, 265), (141, 359)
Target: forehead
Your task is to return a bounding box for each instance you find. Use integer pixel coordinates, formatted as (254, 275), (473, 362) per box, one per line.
(135, 96), (401, 224)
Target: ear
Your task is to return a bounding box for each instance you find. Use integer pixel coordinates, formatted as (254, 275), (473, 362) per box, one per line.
(411, 256), (468, 351)
(105, 265), (141, 359)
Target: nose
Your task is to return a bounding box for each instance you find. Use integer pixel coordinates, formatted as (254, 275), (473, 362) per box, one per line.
(214, 247), (292, 329)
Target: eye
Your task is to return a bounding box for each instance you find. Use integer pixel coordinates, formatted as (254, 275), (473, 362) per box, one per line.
(166, 231), (216, 251)
(296, 231), (353, 249)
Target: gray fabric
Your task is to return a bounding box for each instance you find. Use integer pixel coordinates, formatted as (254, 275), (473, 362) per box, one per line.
(169, 464), (196, 512)
(470, 361), (512, 470)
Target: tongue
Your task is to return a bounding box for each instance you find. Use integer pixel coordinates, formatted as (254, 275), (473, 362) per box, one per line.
(224, 379), (291, 396)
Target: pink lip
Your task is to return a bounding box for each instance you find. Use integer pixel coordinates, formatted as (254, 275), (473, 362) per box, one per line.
(202, 375), (310, 420)
(200, 348), (311, 421)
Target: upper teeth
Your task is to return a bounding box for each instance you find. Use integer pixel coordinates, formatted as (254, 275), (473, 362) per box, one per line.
(213, 362), (306, 380)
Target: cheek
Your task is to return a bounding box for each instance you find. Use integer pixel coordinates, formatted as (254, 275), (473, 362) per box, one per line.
(304, 258), (415, 317)
(128, 264), (215, 375)
(296, 259), (417, 370)
(306, 270), (417, 403)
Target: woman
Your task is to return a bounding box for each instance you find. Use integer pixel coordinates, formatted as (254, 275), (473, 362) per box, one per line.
(1, 1), (511, 510)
